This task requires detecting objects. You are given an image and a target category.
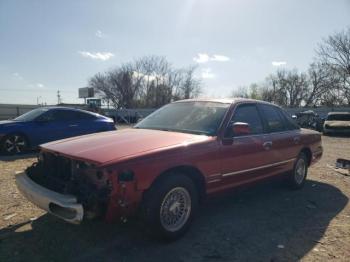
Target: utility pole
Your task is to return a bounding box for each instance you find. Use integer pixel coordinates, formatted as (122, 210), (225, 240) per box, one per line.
(57, 90), (62, 105)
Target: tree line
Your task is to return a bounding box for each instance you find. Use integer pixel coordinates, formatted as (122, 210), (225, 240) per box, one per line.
(88, 56), (201, 109)
(89, 28), (350, 109)
(232, 28), (350, 107)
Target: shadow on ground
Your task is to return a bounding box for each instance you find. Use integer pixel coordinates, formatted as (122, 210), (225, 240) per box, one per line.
(0, 152), (37, 162)
(0, 179), (348, 262)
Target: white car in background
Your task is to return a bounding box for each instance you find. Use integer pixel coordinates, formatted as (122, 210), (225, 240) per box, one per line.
(323, 112), (350, 135)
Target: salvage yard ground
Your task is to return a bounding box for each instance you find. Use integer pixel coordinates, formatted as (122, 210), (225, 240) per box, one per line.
(0, 134), (349, 262)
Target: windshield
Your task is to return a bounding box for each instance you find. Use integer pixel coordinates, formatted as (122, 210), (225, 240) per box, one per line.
(14, 108), (49, 121)
(327, 114), (350, 121)
(135, 102), (230, 136)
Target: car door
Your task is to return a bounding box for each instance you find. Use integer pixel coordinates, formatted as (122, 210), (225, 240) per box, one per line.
(257, 104), (300, 174)
(31, 109), (74, 144)
(70, 111), (101, 136)
(219, 103), (276, 189)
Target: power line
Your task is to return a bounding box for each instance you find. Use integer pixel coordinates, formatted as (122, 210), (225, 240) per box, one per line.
(0, 88), (77, 93)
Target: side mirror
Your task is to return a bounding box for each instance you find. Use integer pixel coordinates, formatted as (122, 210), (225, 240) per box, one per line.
(232, 122), (251, 136)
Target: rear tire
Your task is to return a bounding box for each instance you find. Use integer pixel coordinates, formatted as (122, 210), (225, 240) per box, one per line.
(0, 134), (28, 155)
(288, 153), (308, 190)
(142, 174), (198, 240)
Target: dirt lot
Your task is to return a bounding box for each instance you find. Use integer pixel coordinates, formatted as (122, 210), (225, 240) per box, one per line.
(0, 135), (349, 262)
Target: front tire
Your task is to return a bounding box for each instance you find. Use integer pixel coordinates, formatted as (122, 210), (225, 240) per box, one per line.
(288, 153), (308, 190)
(1, 134), (28, 155)
(142, 174), (198, 240)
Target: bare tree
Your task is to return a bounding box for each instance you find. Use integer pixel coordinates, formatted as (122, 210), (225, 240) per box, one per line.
(175, 66), (201, 100)
(231, 86), (249, 98)
(305, 63), (341, 106)
(88, 72), (120, 108)
(257, 70), (308, 107)
(89, 55), (201, 108)
(316, 27), (350, 104)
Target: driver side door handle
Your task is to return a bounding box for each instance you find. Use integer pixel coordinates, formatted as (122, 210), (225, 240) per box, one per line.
(263, 141), (273, 150)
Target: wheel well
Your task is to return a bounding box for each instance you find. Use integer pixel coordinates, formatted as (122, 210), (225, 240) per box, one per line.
(300, 147), (312, 166)
(149, 166), (207, 202)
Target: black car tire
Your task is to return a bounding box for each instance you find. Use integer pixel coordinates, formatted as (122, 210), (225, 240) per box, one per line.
(141, 174), (198, 240)
(0, 134), (29, 155)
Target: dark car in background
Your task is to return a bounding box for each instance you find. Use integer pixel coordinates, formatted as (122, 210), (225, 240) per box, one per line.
(323, 112), (350, 135)
(0, 107), (116, 154)
(293, 110), (324, 132)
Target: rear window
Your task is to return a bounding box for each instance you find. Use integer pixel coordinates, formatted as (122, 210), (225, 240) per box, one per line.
(327, 114), (350, 121)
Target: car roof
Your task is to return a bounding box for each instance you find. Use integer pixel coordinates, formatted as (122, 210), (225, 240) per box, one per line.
(38, 106), (100, 116)
(173, 97), (276, 106)
(327, 111), (350, 115)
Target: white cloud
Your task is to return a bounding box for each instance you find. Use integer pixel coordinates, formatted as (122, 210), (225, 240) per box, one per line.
(193, 53), (210, 63)
(272, 61), (287, 67)
(201, 68), (215, 79)
(193, 53), (230, 63)
(78, 51), (114, 61)
(37, 83), (44, 88)
(133, 71), (163, 81)
(95, 30), (106, 38)
(12, 72), (23, 80)
(211, 55), (230, 62)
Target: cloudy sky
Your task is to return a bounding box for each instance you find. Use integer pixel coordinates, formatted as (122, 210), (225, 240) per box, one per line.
(0, 0), (349, 104)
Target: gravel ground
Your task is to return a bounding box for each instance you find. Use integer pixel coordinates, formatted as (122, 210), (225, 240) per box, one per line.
(0, 135), (349, 262)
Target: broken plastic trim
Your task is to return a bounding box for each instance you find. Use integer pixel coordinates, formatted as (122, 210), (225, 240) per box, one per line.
(49, 203), (77, 220)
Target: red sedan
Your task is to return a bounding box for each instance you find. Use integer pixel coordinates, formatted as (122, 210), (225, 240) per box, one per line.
(16, 98), (323, 239)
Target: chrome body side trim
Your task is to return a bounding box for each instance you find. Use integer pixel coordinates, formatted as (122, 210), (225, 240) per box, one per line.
(221, 158), (296, 177)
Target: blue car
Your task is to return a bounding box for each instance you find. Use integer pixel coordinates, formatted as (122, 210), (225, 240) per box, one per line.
(0, 107), (116, 154)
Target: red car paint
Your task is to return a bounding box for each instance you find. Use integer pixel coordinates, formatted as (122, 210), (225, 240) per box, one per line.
(39, 99), (323, 222)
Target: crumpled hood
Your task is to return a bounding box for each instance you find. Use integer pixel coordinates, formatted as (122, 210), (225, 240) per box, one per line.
(325, 121), (350, 127)
(41, 128), (210, 165)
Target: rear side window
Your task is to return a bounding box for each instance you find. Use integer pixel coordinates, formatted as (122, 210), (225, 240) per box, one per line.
(259, 104), (286, 132)
(73, 111), (96, 120)
(229, 104), (264, 136)
(280, 109), (299, 130)
(52, 110), (76, 121)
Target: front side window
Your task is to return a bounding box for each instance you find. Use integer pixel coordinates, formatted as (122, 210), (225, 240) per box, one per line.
(228, 104), (264, 136)
(259, 104), (286, 132)
(14, 108), (49, 121)
(135, 101), (230, 136)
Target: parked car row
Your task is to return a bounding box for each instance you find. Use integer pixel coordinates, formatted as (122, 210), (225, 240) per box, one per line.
(15, 99), (323, 240)
(0, 107), (116, 154)
(291, 110), (350, 135)
(1, 106), (347, 156)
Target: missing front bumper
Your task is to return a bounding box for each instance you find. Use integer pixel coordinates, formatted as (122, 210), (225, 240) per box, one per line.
(15, 172), (84, 224)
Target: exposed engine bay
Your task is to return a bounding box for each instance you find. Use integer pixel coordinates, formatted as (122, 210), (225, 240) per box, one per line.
(26, 152), (112, 219)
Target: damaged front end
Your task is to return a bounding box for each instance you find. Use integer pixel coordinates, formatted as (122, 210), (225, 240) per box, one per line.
(16, 151), (112, 224)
